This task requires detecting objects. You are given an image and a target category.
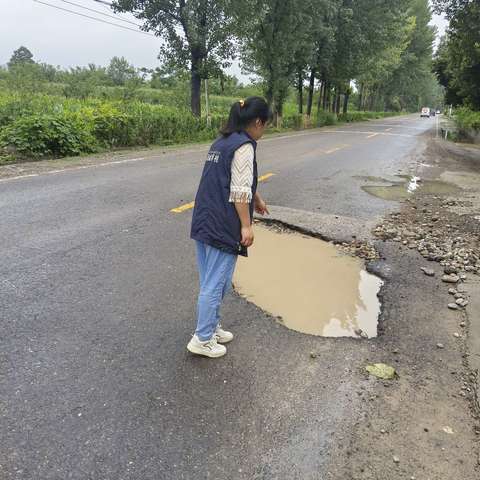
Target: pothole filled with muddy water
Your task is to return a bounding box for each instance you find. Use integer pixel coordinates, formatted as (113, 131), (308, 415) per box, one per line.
(233, 224), (383, 338)
(360, 175), (460, 201)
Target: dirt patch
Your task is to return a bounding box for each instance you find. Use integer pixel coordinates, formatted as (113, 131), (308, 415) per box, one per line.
(327, 137), (480, 479)
(233, 224), (383, 338)
(328, 241), (480, 480)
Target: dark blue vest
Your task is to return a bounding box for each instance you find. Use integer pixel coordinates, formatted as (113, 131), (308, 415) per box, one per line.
(191, 131), (258, 257)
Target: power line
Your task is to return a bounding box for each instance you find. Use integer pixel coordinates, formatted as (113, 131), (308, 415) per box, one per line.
(91, 0), (128, 18)
(32, 0), (155, 37)
(57, 0), (142, 27)
(93, 0), (113, 6)
(91, 1), (143, 26)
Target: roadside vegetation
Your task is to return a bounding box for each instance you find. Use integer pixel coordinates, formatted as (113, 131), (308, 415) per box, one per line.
(452, 108), (480, 143)
(432, 0), (480, 142)
(0, 0), (444, 163)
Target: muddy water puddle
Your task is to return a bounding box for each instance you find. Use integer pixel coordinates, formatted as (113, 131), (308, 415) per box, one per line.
(360, 175), (459, 201)
(233, 224), (383, 338)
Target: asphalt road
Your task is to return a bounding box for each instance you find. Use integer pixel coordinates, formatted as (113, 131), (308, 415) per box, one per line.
(1, 115), (437, 479)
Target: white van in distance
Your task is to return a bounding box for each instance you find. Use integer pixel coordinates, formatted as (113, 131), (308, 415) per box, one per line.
(420, 107), (430, 118)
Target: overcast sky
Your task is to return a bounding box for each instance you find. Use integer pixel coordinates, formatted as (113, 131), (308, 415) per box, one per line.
(1, 0), (449, 83)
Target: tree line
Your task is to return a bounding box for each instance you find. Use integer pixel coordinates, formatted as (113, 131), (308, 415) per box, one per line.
(4, 47), (165, 97)
(432, 0), (480, 111)
(113, 0), (440, 119)
(2, 45), (248, 102)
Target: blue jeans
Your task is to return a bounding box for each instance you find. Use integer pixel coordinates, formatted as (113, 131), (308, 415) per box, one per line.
(195, 240), (238, 341)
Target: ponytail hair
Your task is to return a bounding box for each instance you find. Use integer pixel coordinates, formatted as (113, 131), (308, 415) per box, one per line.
(220, 96), (272, 136)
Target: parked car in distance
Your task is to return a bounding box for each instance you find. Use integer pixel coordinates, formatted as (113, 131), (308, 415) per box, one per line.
(436, 109), (441, 114)
(421, 107), (430, 117)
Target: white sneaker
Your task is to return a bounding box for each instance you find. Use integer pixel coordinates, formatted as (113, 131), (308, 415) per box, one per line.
(215, 325), (234, 344)
(187, 334), (226, 358)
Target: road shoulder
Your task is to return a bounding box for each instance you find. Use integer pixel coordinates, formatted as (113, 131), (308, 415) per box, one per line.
(328, 137), (480, 479)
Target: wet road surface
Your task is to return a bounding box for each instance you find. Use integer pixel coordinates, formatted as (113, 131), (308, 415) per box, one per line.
(1, 115), (437, 479)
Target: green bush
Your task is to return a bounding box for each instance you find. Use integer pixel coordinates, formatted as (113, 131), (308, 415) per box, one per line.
(92, 103), (129, 147)
(338, 111), (403, 122)
(0, 111), (97, 158)
(316, 111), (338, 127)
(0, 94), (228, 159)
(338, 111), (371, 122)
(454, 107), (480, 131)
(111, 102), (224, 146)
(282, 114), (304, 129)
(0, 92), (87, 127)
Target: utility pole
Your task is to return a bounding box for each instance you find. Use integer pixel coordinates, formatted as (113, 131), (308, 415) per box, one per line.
(205, 78), (211, 128)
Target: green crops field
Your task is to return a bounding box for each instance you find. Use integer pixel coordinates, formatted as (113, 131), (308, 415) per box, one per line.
(0, 89), (402, 164)
(0, 92), (223, 160)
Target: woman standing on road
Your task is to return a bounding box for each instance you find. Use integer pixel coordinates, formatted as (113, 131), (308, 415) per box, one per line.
(188, 97), (272, 358)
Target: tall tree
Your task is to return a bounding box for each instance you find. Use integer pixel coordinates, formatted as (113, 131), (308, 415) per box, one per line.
(8, 46), (35, 68)
(329, 0), (357, 114)
(308, 0), (339, 115)
(432, 0), (480, 109)
(379, 0), (436, 111)
(235, 0), (312, 124)
(431, 0), (471, 18)
(433, 36), (460, 106)
(107, 56), (137, 86)
(353, 0), (434, 112)
(112, 0), (236, 116)
(309, 0), (410, 113)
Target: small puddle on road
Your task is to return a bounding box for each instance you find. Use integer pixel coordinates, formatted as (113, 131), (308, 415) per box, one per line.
(361, 176), (459, 201)
(233, 224), (383, 338)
